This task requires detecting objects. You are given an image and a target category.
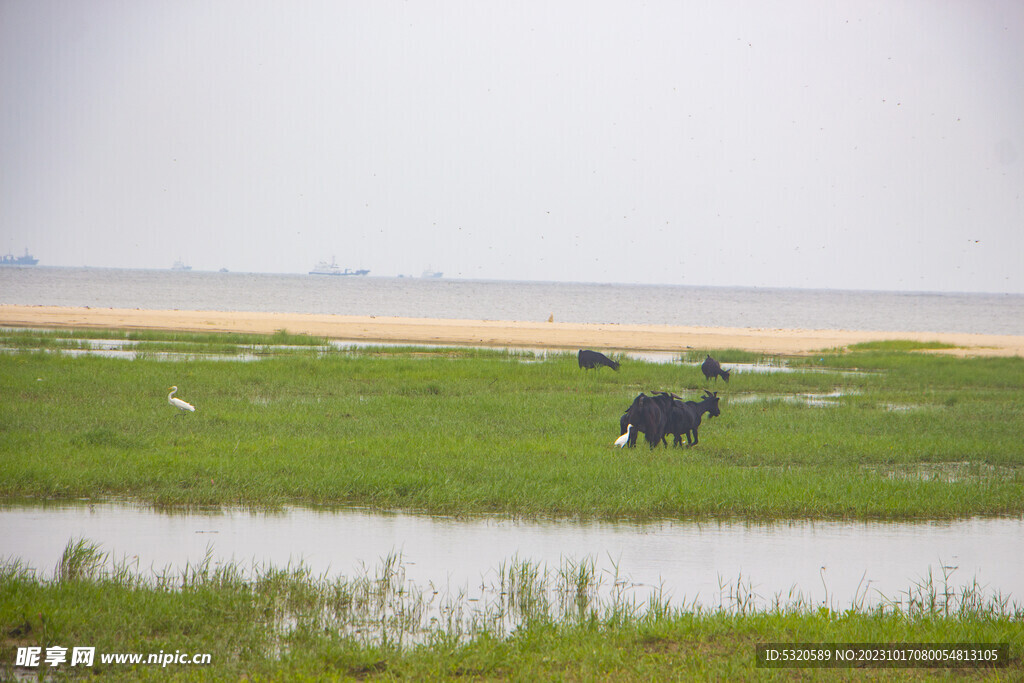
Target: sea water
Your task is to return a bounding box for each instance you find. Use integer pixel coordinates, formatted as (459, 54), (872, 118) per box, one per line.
(3, 266), (1023, 335)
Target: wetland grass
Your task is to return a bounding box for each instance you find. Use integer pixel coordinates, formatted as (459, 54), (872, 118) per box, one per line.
(848, 340), (961, 352)
(2, 331), (1023, 518)
(2, 541), (1020, 680)
(3, 332), (1023, 679)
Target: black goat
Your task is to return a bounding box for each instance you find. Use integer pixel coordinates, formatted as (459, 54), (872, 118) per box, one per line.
(665, 390), (721, 446)
(701, 355), (730, 382)
(578, 349), (620, 371)
(620, 393), (665, 448)
(649, 391), (678, 446)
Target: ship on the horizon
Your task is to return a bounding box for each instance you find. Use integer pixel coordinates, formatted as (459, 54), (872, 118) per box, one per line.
(309, 257), (369, 276)
(171, 259), (192, 271)
(421, 267), (443, 278)
(1, 249), (39, 266)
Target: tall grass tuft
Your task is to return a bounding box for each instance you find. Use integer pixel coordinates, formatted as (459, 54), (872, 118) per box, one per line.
(55, 538), (108, 582)
(885, 564), (1024, 621)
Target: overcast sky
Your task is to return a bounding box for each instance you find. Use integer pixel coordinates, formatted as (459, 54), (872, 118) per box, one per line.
(2, 1), (1022, 293)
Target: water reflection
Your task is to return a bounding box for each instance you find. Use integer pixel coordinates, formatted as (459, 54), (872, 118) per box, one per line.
(2, 504), (1020, 613)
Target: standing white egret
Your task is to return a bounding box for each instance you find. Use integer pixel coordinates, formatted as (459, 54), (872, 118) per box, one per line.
(614, 424), (632, 448)
(167, 386), (195, 413)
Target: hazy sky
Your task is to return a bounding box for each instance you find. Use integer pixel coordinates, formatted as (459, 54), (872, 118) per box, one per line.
(2, 1), (1022, 292)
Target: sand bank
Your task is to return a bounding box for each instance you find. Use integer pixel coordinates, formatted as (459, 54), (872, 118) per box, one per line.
(1, 305), (1022, 357)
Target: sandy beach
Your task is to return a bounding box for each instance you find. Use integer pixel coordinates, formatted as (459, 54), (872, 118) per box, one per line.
(2, 304), (1022, 357)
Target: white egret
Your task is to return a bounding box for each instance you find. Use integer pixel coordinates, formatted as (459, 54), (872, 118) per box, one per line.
(614, 424), (632, 448)
(167, 386), (195, 413)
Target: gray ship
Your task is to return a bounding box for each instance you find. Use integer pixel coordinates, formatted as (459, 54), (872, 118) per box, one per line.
(309, 257), (369, 276)
(1, 249), (39, 266)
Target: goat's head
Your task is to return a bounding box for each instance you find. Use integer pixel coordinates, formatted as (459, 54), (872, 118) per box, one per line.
(703, 390), (721, 418)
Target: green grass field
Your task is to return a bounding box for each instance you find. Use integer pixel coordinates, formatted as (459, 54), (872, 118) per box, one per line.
(2, 329), (1022, 518)
(2, 329), (1022, 679)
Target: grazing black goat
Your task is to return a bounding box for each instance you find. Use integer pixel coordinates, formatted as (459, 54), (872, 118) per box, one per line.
(665, 390), (721, 447)
(620, 393), (666, 448)
(578, 349), (620, 371)
(701, 355), (730, 382)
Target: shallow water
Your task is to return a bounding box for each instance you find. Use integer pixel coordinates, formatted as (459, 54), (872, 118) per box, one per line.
(0, 336), (870, 375)
(728, 390), (855, 407)
(2, 504), (1020, 612)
